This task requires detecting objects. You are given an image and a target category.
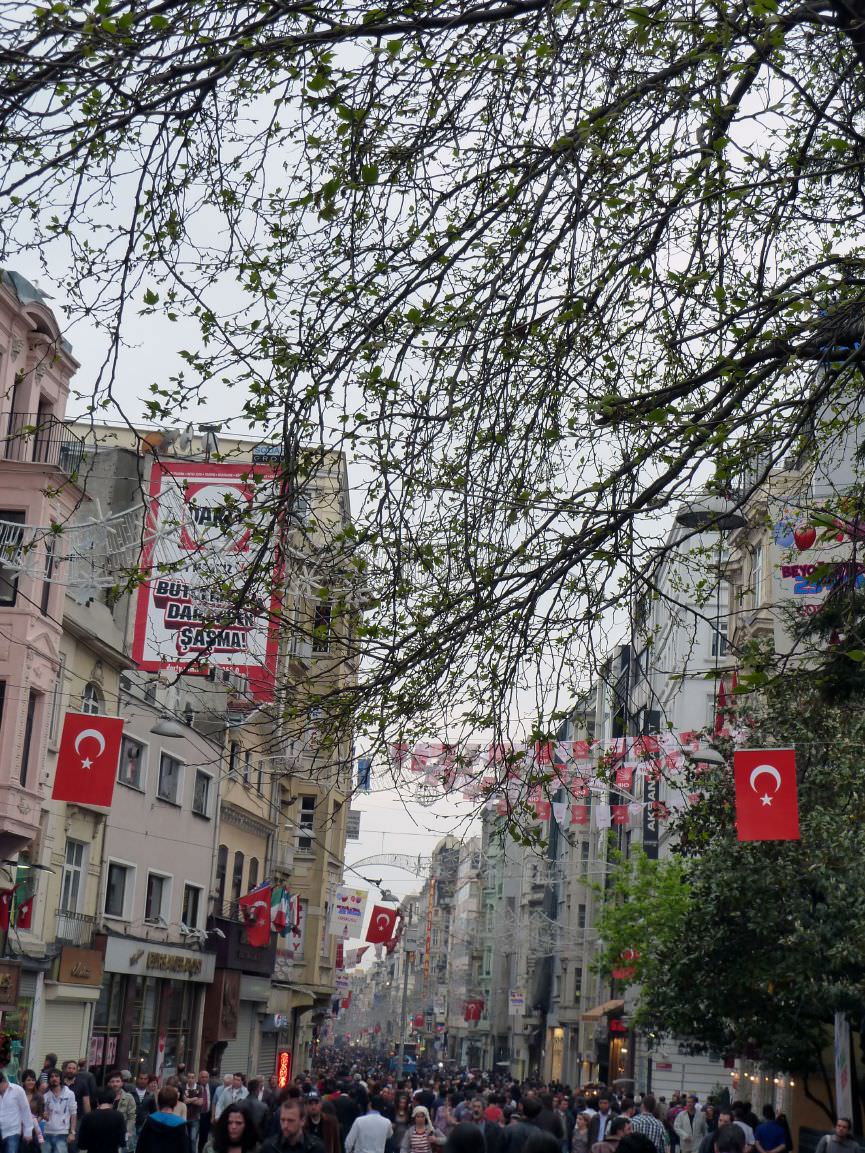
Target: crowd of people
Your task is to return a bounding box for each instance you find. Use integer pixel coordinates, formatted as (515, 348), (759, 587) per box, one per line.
(0, 1052), (831, 1153)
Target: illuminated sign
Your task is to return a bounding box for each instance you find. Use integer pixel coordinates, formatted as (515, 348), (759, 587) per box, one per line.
(277, 1049), (292, 1088)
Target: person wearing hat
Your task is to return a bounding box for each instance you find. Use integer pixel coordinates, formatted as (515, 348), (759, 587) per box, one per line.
(401, 1107), (446, 1153)
(306, 1093), (340, 1153)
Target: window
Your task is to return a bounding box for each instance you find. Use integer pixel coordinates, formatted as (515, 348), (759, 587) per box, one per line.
(60, 839), (86, 913)
(216, 845), (228, 907)
(577, 903), (587, 929)
(41, 539), (55, 616)
(312, 602), (332, 653)
(229, 742), (239, 777)
(574, 967), (583, 1001)
(711, 621), (728, 658)
(49, 656), (65, 743)
(0, 512), (25, 605)
(157, 753), (182, 804)
(248, 857), (259, 890)
(231, 851), (244, 902)
(580, 840), (590, 866)
(297, 796), (315, 850)
(145, 873), (170, 923)
(243, 749), (251, 785)
(753, 544), (764, 606)
(119, 736), (145, 790)
(257, 759), (264, 794)
(20, 689), (40, 787)
(105, 862), (133, 919)
(192, 770), (211, 817)
(182, 884), (202, 930)
(81, 682), (103, 715)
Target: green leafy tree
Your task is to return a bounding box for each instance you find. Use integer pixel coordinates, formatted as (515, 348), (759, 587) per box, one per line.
(597, 668), (865, 1116)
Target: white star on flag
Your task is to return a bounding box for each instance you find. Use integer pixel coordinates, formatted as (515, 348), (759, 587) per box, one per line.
(81, 758), (93, 769)
(760, 793), (773, 806)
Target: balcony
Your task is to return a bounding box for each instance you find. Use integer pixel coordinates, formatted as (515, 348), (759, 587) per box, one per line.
(2, 411), (85, 475)
(55, 908), (96, 947)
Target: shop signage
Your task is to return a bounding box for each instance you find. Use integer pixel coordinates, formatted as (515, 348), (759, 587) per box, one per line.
(273, 1013), (290, 1029)
(105, 937), (215, 983)
(654, 1061), (673, 1071)
(0, 961), (20, 1011)
(58, 947), (104, 987)
(211, 917), (277, 976)
(277, 1049), (292, 1088)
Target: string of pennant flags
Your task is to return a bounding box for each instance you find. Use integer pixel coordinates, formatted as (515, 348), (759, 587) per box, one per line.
(377, 730), (734, 813)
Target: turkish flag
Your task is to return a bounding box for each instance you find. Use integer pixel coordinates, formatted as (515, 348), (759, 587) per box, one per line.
(464, 999), (484, 1022)
(16, 895), (33, 930)
(366, 904), (399, 944)
(239, 884), (273, 947)
(0, 890), (12, 932)
(734, 748), (800, 841)
(52, 712), (124, 808)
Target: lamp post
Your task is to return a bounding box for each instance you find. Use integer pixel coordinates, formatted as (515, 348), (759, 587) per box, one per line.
(396, 913), (417, 1081)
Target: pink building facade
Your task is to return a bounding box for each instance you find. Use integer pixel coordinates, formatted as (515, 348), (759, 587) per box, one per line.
(0, 270), (84, 858)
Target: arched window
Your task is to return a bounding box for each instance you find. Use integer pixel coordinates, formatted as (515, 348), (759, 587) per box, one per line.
(81, 682), (103, 715)
(231, 851), (244, 903)
(248, 857), (259, 891)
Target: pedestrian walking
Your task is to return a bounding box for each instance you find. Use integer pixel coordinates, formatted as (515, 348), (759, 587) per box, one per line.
(815, 1120), (857, 1153)
(210, 1104), (261, 1153)
(629, 1098), (667, 1153)
(76, 1089), (128, 1153)
(135, 1087), (189, 1153)
(400, 1108), (446, 1153)
(261, 1100), (325, 1153)
(673, 1101), (706, 1153)
(106, 1072), (136, 1149)
(345, 1096), (394, 1153)
(43, 1071), (78, 1153)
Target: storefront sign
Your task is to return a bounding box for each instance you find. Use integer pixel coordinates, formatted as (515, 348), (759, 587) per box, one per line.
(328, 886), (368, 939)
(59, 947), (104, 987)
(105, 937), (216, 983)
(211, 917), (277, 976)
(508, 990), (525, 1015)
(642, 775), (660, 860)
(277, 1049), (292, 1088)
(0, 961), (21, 1010)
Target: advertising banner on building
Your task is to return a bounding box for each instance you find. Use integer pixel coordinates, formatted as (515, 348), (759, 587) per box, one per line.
(508, 990), (525, 1015)
(329, 886), (368, 939)
(131, 461), (281, 700)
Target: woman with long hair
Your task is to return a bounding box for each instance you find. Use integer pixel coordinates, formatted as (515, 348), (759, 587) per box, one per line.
(20, 1070), (42, 1149)
(211, 1103), (261, 1153)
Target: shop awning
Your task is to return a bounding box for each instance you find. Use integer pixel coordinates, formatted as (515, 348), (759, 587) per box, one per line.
(581, 999), (625, 1022)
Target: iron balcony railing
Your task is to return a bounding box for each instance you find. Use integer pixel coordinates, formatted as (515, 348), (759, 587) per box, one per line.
(3, 411), (85, 474)
(55, 908), (97, 947)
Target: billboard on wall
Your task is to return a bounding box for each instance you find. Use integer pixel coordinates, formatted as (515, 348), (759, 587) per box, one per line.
(131, 461), (281, 700)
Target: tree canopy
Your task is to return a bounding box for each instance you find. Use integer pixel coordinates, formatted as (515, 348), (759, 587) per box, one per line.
(3, 0), (865, 745)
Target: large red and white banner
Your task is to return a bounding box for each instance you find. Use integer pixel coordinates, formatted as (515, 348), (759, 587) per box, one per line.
(131, 461), (281, 700)
(52, 712), (125, 808)
(733, 748), (800, 841)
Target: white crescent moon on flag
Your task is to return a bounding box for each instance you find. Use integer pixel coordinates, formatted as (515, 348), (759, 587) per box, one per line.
(74, 728), (106, 759)
(749, 764), (782, 793)
(376, 912), (391, 929)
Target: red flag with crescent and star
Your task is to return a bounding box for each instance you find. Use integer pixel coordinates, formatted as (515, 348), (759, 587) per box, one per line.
(365, 904), (399, 945)
(239, 883), (273, 947)
(733, 748), (800, 841)
(52, 712), (125, 808)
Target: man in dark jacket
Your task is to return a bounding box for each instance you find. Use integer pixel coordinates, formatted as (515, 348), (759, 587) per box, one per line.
(536, 1096), (565, 1143)
(503, 1098), (544, 1153)
(262, 1100), (326, 1153)
(306, 1092), (341, 1153)
(136, 1086), (189, 1153)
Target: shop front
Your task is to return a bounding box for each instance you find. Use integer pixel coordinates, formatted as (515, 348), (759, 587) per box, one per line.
(202, 916), (276, 1076)
(90, 937), (215, 1083)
